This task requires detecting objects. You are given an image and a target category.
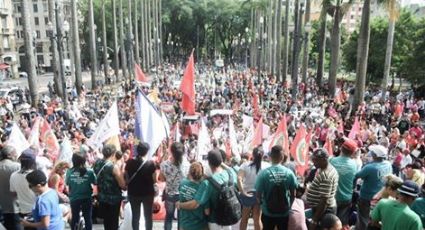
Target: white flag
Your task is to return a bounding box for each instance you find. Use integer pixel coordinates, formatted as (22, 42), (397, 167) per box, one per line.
(58, 136), (73, 165)
(28, 117), (41, 148)
(197, 118), (211, 161)
(243, 124), (255, 154)
(87, 101), (120, 149)
(135, 91), (168, 159)
(228, 118), (240, 157)
(161, 112), (170, 138)
(8, 123), (30, 158)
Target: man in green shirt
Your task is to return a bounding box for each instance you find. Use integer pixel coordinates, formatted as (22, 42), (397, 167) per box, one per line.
(329, 139), (358, 225)
(411, 184), (425, 227)
(371, 180), (423, 230)
(255, 145), (298, 230)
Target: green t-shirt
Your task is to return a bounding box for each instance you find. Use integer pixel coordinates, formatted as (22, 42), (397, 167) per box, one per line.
(371, 199), (423, 230)
(411, 197), (425, 227)
(65, 168), (97, 202)
(194, 169), (237, 224)
(179, 179), (207, 230)
(255, 164), (298, 217)
(329, 156), (358, 202)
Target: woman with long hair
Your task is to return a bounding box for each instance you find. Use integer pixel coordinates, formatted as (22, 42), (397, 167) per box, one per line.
(158, 142), (190, 230)
(237, 146), (271, 230)
(48, 161), (72, 222)
(65, 153), (96, 230)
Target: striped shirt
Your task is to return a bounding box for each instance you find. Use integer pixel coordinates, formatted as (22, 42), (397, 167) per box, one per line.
(306, 164), (339, 208)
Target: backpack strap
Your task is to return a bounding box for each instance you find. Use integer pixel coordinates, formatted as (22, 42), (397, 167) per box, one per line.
(207, 176), (222, 190)
(226, 169), (234, 186)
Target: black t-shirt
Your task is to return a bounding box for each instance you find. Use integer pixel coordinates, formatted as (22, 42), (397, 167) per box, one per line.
(125, 159), (156, 197)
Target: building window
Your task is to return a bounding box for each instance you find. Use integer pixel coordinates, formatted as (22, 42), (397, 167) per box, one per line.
(33, 3), (38, 12)
(3, 37), (9, 49)
(43, 2), (47, 12)
(36, 30), (40, 38)
(2, 18), (6, 28)
(44, 17), (48, 25)
(34, 17), (39, 25)
(37, 55), (44, 65)
(19, 18), (22, 25)
(36, 44), (43, 53)
(14, 4), (21, 13)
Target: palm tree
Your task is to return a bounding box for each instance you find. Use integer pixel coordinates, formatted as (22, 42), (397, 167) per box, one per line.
(353, 0), (371, 108)
(381, 0), (400, 101)
(48, 0), (63, 97)
(71, 0), (82, 95)
(326, 0), (354, 97)
(316, 5), (327, 87)
(21, 0), (38, 106)
(275, 0), (283, 80)
(88, 0), (97, 89)
(112, 0), (120, 82)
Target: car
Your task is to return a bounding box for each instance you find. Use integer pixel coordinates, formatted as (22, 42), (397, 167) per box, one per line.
(0, 87), (23, 109)
(19, 72), (28, 78)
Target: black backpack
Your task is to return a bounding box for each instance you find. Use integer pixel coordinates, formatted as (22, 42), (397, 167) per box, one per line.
(207, 169), (242, 226)
(267, 172), (289, 214)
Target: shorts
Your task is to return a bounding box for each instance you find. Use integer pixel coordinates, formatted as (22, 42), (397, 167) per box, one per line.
(239, 191), (257, 207)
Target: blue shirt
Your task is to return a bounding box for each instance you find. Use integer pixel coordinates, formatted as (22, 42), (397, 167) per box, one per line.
(355, 161), (392, 201)
(32, 189), (64, 230)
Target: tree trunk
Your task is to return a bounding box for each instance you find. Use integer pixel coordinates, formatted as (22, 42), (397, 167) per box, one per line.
(134, 0), (140, 65)
(128, 0), (134, 81)
(119, 0), (128, 79)
(140, 0), (146, 69)
(21, 0), (38, 107)
(270, 0), (275, 75)
(290, 0), (300, 99)
(353, 0), (371, 108)
(381, 19), (395, 102)
(48, 0), (62, 97)
(102, 0), (108, 83)
(147, 0), (153, 67)
(328, 6), (342, 98)
(71, 0), (82, 94)
(112, 0), (120, 82)
(317, 7), (327, 87)
(275, 0), (282, 81)
(88, 0), (97, 89)
(282, 0), (289, 82)
(158, 0), (163, 64)
(301, 0), (311, 84)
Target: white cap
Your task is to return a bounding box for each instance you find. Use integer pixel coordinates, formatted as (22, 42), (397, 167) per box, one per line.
(368, 145), (388, 159)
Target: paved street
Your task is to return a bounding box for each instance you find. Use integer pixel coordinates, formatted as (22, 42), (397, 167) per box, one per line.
(0, 71), (94, 93)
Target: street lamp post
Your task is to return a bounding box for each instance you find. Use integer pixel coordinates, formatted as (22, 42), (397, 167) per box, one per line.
(47, 3), (70, 107)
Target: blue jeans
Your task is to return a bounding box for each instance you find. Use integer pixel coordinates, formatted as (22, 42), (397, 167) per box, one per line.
(164, 194), (179, 230)
(70, 198), (93, 230)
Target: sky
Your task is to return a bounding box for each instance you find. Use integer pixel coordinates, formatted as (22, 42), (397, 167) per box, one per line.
(402, 0), (425, 6)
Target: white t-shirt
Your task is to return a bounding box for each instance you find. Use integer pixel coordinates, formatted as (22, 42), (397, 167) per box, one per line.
(9, 170), (36, 214)
(239, 161), (271, 192)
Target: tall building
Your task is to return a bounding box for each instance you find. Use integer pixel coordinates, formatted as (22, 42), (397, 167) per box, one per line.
(0, 0), (19, 79)
(12, 0), (71, 74)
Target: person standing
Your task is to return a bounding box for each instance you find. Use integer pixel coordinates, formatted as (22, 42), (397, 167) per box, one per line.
(158, 142), (190, 230)
(65, 153), (97, 230)
(354, 144), (392, 230)
(125, 142), (157, 230)
(178, 162), (208, 230)
(237, 147), (270, 230)
(411, 183), (425, 227)
(93, 144), (126, 230)
(9, 149), (37, 218)
(21, 170), (64, 230)
(306, 148), (339, 230)
(329, 139), (358, 225)
(255, 145), (298, 230)
(0, 146), (21, 230)
(370, 180), (423, 230)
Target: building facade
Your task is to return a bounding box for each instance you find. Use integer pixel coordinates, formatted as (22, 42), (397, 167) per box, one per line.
(0, 0), (18, 78)
(12, 0), (71, 73)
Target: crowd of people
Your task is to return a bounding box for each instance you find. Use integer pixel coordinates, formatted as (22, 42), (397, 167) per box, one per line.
(0, 64), (424, 230)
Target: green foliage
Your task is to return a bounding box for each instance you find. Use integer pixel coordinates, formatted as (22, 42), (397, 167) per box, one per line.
(403, 18), (425, 84)
(341, 10), (419, 83)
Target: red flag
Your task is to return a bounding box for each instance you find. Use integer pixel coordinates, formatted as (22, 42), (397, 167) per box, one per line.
(251, 117), (263, 148)
(324, 135), (334, 156)
(348, 117), (360, 139)
(179, 51), (196, 115)
(290, 125), (310, 176)
(269, 115), (289, 155)
(134, 63), (149, 82)
(40, 118), (60, 161)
